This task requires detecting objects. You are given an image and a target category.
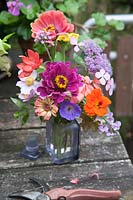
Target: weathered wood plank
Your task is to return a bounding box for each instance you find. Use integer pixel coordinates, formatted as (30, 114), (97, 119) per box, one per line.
(115, 35), (133, 116)
(0, 159), (133, 200)
(0, 128), (129, 169)
(0, 98), (44, 130)
(0, 98), (133, 200)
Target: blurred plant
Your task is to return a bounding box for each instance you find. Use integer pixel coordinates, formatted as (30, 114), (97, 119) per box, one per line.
(81, 12), (125, 49)
(0, 0), (88, 41)
(0, 33), (14, 78)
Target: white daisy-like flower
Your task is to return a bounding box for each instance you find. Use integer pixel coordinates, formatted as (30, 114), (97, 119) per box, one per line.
(16, 70), (40, 95)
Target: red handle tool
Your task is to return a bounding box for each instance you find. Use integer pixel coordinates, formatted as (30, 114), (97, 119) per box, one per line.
(46, 187), (122, 200)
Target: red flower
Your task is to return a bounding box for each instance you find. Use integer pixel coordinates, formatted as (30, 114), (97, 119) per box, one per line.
(31, 10), (74, 43)
(84, 88), (111, 117)
(17, 49), (43, 78)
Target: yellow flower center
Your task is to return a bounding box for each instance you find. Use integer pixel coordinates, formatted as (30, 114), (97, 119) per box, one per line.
(25, 77), (34, 86)
(43, 24), (55, 33)
(57, 34), (69, 42)
(69, 33), (79, 39)
(55, 75), (68, 89)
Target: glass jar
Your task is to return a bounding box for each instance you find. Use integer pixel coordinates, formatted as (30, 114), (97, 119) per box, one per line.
(45, 118), (80, 164)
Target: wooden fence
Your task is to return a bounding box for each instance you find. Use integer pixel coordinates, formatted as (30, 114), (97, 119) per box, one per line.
(115, 35), (133, 116)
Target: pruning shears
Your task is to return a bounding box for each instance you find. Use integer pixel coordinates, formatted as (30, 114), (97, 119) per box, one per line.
(8, 177), (122, 200)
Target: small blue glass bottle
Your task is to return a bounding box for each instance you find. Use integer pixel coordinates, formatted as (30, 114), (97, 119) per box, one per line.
(20, 135), (41, 160)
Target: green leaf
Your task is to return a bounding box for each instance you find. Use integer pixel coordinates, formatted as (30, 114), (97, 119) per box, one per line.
(20, 0), (40, 20)
(92, 12), (106, 26)
(21, 111), (29, 126)
(0, 11), (19, 24)
(33, 43), (46, 55)
(0, 56), (11, 76)
(93, 38), (107, 49)
(114, 21), (125, 31)
(0, 33), (14, 56)
(3, 33), (15, 42)
(56, 0), (79, 17)
(17, 22), (31, 40)
(108, 19), (125, 31)
(14, 111), (23, 119)
(10, 98), (25, 109)
(73, 53), (85, 66)
(54, 52), (64, 61)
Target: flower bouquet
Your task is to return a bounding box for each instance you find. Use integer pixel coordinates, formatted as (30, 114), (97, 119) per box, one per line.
(12, 10), (121, 163)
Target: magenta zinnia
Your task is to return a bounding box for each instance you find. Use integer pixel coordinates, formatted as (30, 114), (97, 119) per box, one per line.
(37, 62), (82, 104)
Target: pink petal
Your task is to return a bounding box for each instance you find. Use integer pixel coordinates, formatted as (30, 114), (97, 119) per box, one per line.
(70, 178), (79, 184)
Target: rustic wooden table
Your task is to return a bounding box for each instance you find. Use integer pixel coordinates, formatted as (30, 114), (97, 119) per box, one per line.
(0, 97), (133, 200)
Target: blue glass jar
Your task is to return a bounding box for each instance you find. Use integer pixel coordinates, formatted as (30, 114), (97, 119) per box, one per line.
(45, 118), (80, 164)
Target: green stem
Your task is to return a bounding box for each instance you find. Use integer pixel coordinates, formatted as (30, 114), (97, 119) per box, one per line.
(61, 43), (66, 62)
(51, 45), (56, 61)
(44, 43), (53, 61)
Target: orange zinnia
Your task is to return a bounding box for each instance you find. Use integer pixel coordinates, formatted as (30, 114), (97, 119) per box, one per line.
(84, 88), (111, 117)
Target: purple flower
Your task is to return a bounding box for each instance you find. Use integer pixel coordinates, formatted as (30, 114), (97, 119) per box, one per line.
(82, 39), (102, 56)
(37, 62), (82, 104)
(96, 112), (121, 136)
(81, 39), (112, 75)
(84, 53), (112, 75)
(59, 101), (81, 121)
(7, 0), (24, 16)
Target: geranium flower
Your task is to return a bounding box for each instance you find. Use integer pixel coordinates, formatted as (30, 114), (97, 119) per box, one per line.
(37, 62), (82, 104)
(31, 10), (74, 44)
(84, 88), (111, 117)
(71, 76), (94, 103)
(17, 49), (43, 78)
(34, 97), (58, 120)
(59, 101), (81, 121)
(16, 70), (40, 95)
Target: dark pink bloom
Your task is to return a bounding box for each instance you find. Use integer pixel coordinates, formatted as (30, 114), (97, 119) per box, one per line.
(37, 62), (82, 104)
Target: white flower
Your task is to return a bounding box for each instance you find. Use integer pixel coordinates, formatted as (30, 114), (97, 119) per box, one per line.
(16, 70), (40, 95)
(105, 77), (115, 96)
(95, 69), (110, 85)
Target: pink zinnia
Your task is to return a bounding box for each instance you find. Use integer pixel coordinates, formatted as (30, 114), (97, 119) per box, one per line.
(34, 97), (58, 121)
(17, 49), (43, 78)
(31, 10), (74, 44)
(37, 61), (82, 104)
